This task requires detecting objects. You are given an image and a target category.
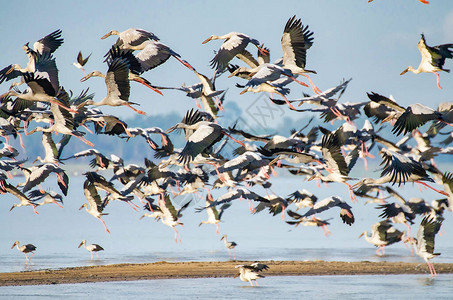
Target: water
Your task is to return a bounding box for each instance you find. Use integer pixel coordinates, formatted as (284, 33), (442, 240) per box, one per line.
(1, 274), (452, 299)
(1, 173), (452, 297)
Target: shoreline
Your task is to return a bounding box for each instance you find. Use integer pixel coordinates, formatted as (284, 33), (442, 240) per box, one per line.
(1, 260), (453, 286)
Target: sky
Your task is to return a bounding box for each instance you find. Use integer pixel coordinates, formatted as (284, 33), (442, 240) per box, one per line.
(1, 0), (453, 123)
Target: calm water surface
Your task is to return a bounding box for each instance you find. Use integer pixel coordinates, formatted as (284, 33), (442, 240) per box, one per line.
(1, 275), (452, 299)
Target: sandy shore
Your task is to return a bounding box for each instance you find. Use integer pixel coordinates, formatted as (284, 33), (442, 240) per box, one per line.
(1, 260), (452, 286)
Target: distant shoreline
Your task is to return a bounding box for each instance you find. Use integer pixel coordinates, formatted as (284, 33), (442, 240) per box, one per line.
(1, 260), (453, 286)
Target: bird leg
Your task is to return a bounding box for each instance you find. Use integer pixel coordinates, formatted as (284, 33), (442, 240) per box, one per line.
(96, 252), (99, 259)
(81, 124), (94, 134)
(90, 251), (94, 260)
(194, 98), (202, 109)
(321, 224), (331, 236)
(300, 73), (322, 94)
(284, 74), (309, 88)
(173, 227), (181, 243)
(99, 218), (111, 234)
(173, 56), (194, 71)
(132, 78), (163, 96)
(343, 182), (358, 203)
(415, 181), (449, 196)
(17, 132), (25, 150)
(123, 104), (146, 115)
(434, 72), (442, 89)
(221, 131), (245, 147)
(70, 133), (94, 147)
(248, 200), (256, 214)
(49, 99), (78, 114)
(216, 223), (219, 235)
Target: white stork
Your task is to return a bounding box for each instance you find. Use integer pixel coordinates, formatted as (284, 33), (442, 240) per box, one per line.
(78, 57), (146, 115)
(220, 234), (238, 259)
(359, 220), (406, 256)
(101, 28), (159, 50)
(234, 263), (269, 286)
(302, 196), (355, 226)
(401, 33), (453, 89)
(79, 179), (110, 234)
(78, 240), (104, 260)
(11, 241), (37, 263)
(406, 216), (443, 277)
(202, 32), (267, 72)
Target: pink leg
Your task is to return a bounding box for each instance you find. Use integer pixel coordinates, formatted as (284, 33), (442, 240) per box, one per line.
(415, 181), (449, 196)
(124, 104), (146, 115)
(434, 72), (442, 89)
(300, 73), (322, 94)
(99, 218), (110, 234)
(216, 224), (219, 235)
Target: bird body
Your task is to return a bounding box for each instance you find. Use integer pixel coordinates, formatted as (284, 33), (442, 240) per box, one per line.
(234, 263), (268, 286)
(11, 241), (36, 263)
(78, 240), (104, 259)
(401, 34), (453, 89)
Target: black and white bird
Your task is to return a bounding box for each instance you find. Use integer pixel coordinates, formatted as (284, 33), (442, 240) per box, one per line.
(220, 234), (237, 259)
(79, 57), (146, 115)
(202, 32), (267, 72)
(11, 241), (37, 263)
(234, 263), (269, 286)
(101, 28), (159, 50)
(78, 240), (104, 260)
(359, 220), (406, 256)
(401, 33), (453, 89)
(302, 196), (355, 226)
(406, 216), (443, 277)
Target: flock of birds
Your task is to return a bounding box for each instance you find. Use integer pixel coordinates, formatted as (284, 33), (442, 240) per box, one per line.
(2, 14), (453, 283)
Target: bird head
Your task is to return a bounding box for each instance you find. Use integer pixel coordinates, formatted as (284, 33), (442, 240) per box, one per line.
(400, 66), (414, 75)
(201, 35), (216, 44)
(11, 241), (19, 249)
(358, 231), (367, 239)
(80, 71), (103, 82)
(78, 240), (86, 248)
(76, 100), (95, 109)
(101, 30), (119, 40)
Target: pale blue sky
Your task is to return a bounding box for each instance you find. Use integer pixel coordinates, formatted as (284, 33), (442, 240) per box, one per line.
(1, 0), (453, 120)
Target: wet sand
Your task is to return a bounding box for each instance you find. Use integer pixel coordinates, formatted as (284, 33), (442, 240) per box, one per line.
(1, 260), (452, 286)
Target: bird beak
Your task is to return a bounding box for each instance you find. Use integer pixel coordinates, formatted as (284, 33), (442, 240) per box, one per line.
(307, 175), (316, 181)
(80, 75), (90, 82)
(78, 204), (85, 211)
(201, 36), (212, 44)
(76, 102), (87, 109)
(78, 242), (84, 248)
(100, 32), (111, 40)
(139, 214), (146, 220)
(11, 242), (17, 249)
(351, 181), (361, 189)
(166, 125), (177, 134)
(239, 89), (248, 95)
(5, 66), (15, 75)
(233, 273), (240, 278)
(400, 68), (409, 75)
(358, 232), (364, 239)
(0, 92), (9, 99)
(9, 205), (15, 211)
